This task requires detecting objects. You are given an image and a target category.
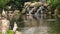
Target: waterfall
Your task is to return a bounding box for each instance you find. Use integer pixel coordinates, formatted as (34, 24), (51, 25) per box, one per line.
(28, 7), (37, 15)
(34, 6), (44, 19)
(35, 7), (42, 15)
(26, 7), (37, 21)
(35, 6), (44, 15)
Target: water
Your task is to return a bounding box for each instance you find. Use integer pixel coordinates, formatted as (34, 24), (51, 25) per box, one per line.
(13, 5), (60, 34)
(18, 6), (60, 34)
(18, 14), (60, 34)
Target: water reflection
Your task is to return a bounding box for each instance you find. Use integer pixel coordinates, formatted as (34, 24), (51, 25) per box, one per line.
(20, 15), (60, 34)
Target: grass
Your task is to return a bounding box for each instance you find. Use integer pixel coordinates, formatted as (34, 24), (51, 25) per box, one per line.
(0, 30), (14, 34)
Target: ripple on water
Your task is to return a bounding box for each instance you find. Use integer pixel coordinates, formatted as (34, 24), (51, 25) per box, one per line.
(22, 26), (50, 34)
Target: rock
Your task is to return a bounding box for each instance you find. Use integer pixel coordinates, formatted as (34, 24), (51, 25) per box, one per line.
(16, 31), (22, 34)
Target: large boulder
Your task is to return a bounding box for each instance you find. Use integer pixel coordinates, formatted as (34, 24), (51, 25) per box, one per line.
(24, 2), (31, 7)
(24, 2), (43, 7)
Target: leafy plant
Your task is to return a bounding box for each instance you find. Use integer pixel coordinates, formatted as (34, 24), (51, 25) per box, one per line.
(0, 0), (10, 8)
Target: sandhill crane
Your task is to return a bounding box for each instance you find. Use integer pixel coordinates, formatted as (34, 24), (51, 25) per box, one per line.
(1, 10), (10, 34)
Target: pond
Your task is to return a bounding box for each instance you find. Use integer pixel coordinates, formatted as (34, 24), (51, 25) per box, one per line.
(18, 14), (60, 34)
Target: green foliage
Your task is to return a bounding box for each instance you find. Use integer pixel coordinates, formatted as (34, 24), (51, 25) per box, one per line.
(0, 0), (38, 10)
(30, 0), (38, 2)
(0, 0), (10, 7)
(54, 0), (60, 3)
(47, 0), (53, 4)
(47, 0), (60, 10)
